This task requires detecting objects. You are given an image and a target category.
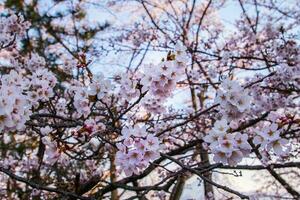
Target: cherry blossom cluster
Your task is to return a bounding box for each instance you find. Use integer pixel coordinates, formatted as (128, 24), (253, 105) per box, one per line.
(0, 71), (30, 132)
(115, 73), (140, 102)
(203, 119), (251, 166)
(27, 69), (57, 106)
(140, 61), (182, 98)
(0, 11), (30, 48)
(0, 66), (58, 132)
(251, 64), (299, 112)
(42, 136), (67, 166)
(140, 44), (188, 113)
(67, 85), (88, 118)
(88, 73), (113, 100)
(41, 124), (101, 167)
(253, 122), (290, 156)
(141, 95), (166, 114)
(66, 73), (114, 118)
(11, 53), (46, 70)
(116, 125), (160, 176)
(215, 78), (251, 121)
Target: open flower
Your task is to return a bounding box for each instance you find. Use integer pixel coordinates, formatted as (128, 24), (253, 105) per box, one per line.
(261, 123), (280, 141)
(204, 130), (224, 148)
(267, 138), (289, 156)
(213, 118), (229, 133)
(227, 150), (243, 166)
(144, 134), (160, 151)
(212, 148), (229, 165)
(234, 133), (251, 150)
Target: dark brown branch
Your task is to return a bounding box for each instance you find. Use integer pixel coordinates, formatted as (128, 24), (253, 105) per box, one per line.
(0, 166), (92, 200)
(161, 153), (250, 199)
(219, 162), (300, 170)
(249, 141), (300, 198)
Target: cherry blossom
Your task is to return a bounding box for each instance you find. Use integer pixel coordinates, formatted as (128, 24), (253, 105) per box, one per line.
(0, 1), (299, 199)
(254, 122), (290, 156)
(0, 11), (30, 48)
(116, 125), (160, 176)
(204, 119), (252, 166)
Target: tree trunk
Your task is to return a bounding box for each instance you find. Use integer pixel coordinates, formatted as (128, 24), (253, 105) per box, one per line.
(109, 149), (119, 200)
